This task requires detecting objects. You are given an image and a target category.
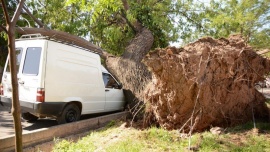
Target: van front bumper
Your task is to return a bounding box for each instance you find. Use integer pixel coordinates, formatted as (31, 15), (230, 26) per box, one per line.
(0, 96), (66, 117)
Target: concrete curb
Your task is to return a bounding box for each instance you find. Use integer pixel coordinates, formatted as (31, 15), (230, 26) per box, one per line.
(0, 111), (128, 152)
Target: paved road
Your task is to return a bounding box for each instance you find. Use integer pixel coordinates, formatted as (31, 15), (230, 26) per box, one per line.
(0, 105), (120, 138)
(0, 106), (58, 138)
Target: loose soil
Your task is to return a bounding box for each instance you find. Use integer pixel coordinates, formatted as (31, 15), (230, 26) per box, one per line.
(143, 35), (270, 132)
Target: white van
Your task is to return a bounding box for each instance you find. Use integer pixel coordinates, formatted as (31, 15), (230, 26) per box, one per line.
(0, 34), (125, 124)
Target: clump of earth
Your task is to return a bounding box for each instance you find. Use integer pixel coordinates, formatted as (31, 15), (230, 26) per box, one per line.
(143, 35), (270, 132)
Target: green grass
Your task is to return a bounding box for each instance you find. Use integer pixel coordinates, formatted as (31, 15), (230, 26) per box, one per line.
(52, 121), (270, 152)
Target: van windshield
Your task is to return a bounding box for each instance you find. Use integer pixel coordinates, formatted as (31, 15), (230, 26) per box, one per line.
(5, 48), (23, 73)
(22, 47), (42, 75)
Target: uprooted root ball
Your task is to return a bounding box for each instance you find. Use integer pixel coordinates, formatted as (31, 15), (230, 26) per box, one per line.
(143, 35), (270, 132)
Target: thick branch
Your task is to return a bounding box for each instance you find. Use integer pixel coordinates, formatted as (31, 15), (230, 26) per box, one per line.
(10, 0), (46, 28)
(121, 0), (129, 10)
(11, 0), (26, 25)
(1, 0), (11, 24)
(120, 0), (136, 32)
(120, 0), (143, 32)
(177, 10), (203, 30)
(0, 25), (7, 33)
(120, 9), (136, 33)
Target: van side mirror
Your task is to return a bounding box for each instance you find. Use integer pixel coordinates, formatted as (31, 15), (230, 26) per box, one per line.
(118, 83), (123, 89)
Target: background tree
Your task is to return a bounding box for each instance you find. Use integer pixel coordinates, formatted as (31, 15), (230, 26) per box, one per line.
(0, 1), (17, 67)
(191, 0), (270, 49)
(26, 0), (90, 36)
(0, 0), (37, 73)
(1, 0), (26, 151)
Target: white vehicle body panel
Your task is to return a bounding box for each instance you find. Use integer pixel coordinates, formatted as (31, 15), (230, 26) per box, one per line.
(45, 41), (106, 114)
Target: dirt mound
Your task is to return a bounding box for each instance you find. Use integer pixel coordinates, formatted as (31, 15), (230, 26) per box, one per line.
(143, 35), (270, 132)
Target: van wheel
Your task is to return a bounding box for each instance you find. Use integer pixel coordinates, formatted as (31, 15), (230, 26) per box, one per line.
(22, 112), (39, 121)
(57, 104), (80, 124)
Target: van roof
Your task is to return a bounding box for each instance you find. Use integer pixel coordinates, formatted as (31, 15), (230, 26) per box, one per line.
(16, 34), (100, 54)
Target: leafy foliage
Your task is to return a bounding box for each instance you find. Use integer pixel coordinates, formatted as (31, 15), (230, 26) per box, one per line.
(195, 0), (270, 49)
(0, 34), (8, 67)
(2, 0), (269, 57)
(65, 0), (199, 54)
(0, 0), (34, 66)
(27, 0), (90, 37)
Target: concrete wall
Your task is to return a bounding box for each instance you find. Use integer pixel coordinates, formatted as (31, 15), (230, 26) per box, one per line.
(0, 111), (128, 152)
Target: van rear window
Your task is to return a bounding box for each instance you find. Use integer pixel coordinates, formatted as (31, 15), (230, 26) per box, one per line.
(22, 47), (42, 75)
(5, 48), (23, 73)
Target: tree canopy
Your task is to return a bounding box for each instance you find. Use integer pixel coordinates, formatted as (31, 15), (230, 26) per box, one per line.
(1, 0), (270, 56)
(194, 0), (270, 49)
(23, 0), (203, 55)
(65, 0), (184, 55)
(0, 0), (24, 65)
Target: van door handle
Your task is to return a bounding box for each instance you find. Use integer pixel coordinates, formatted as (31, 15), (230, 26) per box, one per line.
(18, 81), (24, 84)
(105, 89), (110, 92)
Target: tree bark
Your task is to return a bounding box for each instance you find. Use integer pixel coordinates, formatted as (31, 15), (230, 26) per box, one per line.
(7, 26), (23, 152)
(105, 27), (153, 110)
(1, 0), (25, 151)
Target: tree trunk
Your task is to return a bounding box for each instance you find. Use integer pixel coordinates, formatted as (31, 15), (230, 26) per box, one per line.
(104, 0), (154, 109)
(7, 26), (23, 152)
(105, 27), (154, 113)
(1, 0), (25, 151)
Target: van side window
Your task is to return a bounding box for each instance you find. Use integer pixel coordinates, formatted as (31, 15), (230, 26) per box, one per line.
(102, 73), (119, 89)
(6, 48), (23, 73)
(22, 47), (42, 75)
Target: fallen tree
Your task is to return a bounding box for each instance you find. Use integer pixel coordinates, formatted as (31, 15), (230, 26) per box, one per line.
(2, 2), (269, 133)
(143, 35), (270, 132)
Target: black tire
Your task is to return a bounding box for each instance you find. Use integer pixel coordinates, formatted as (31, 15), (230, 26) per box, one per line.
(57, 104), (81, 124)
(22, 112), (39, 121)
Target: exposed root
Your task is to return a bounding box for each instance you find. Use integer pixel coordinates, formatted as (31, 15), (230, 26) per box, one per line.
(143, 35), (270, 132)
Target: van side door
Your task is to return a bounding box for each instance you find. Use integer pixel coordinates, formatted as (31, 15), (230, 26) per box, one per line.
(18, 41), (44, 102)
(102, 73), (125, 111)
(2, 48), (23, 98)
